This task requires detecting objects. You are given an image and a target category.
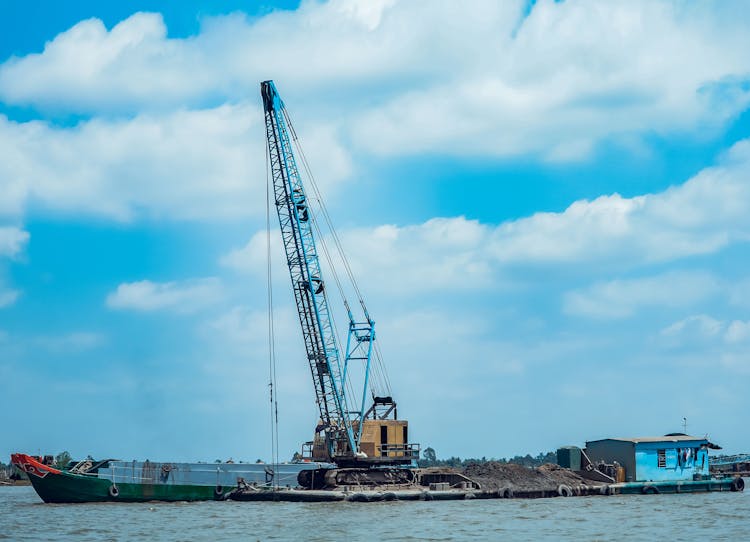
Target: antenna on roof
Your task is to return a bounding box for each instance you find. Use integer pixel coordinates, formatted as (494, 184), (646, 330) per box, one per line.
(682, 417), (687, 434)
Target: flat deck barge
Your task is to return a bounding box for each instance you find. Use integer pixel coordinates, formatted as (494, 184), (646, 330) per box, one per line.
(227, 476), (744, 502)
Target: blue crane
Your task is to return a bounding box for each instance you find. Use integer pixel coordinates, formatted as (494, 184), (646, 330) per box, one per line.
(261, 80), (405, 467)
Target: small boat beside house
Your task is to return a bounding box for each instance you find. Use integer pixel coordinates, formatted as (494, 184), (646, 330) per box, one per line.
(11, 453), (332, 503)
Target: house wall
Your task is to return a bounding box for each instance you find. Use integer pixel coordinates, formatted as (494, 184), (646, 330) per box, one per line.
(585, 440), (636, 481)
(634, 441), (709, 482)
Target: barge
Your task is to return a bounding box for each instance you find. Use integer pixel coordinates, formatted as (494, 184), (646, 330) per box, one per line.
(11, 453), (332, 503)
(226, 475), (744, 502)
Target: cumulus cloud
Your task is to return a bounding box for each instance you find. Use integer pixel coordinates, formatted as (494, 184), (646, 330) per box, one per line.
(563, 271), (720, 319)
(221, 229), (283, 274)
(0, 226), (29, 257)
(224, 139), (750, 295)
(0, 227), (28, 308)
(35, 332), (105, 352)
(0, 13), (204, 113)
(0, 4), (516, 113)
(493, 140), (750, 265)
(2, 2), (749, 223)
(725, 320), (750, 344)
(729, 277), (750, 308)
(223, 217), (497, 295)
(660, 314), (724, 339)
(0, 288), (20, 308)
(660, 315), (750, 346)
(0, 107), (350, 221)
(352, 1), (750, 159)
(1, 1), (749, 161)
(106, 278), (224, 313)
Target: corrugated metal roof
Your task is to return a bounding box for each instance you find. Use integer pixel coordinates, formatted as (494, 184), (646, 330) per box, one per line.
(588, 435), (709, 444)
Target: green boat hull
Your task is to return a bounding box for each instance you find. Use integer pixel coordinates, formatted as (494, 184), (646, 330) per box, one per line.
(12, 452), (333, 503)
(28, 469), (227, 503)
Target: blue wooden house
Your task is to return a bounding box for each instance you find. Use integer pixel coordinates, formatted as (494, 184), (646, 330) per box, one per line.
(585, 435), (719, 483)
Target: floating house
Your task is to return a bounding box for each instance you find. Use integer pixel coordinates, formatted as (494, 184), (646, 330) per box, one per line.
(584, 434), (719, 483)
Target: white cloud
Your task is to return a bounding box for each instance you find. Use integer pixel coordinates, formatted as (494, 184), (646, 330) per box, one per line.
(2, 3), (749, 224)
(729, 277), (750, 308)
(725, 320), (750, 344)
(719, 352), (750, 374)
(106, 278), (224, 313)
(492, 140), (750, 265)
(660, 315), (750, 346)
(210, 306), (264, 345)
(221, 229), (282, 274)
(0, 288), (20, 308)
(0, 227), (27, 308)
(351, 0), (750, 159)
(0, 4), (514, 113)
(660, 314), (724, 339)
(0, 13), (204, 113)
(1, 2), (749, 160)
(564, 271), (720, 319)
(223, 217), (497, 295)
(223, 140), (750, 295)
(0, 107), (350, 221)
(0, 226), (29, 257)
(35, 332), (105, 352)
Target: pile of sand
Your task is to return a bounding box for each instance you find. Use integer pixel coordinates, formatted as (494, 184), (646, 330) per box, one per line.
(461, 462), (592, 491)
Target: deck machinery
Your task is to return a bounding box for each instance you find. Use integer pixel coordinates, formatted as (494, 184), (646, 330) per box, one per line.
(261, 81), (419, 488)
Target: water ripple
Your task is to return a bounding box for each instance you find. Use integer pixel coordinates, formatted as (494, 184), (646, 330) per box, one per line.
(1, 482), (748, 541)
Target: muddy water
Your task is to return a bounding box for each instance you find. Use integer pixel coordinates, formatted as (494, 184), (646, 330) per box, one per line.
(1, 483), (748, 541)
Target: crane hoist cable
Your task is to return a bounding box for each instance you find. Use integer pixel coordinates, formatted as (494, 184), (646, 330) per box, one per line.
(265, 138), (280, 486)
(286, 109), (369, 315)
(261, 81), (415, 465)
(262, 80), (357, 458)
(284, 107), (393, 401)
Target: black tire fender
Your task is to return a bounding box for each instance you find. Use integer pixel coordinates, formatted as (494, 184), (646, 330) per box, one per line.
(641, 484), (660, 495)
(731, 478), (745, 492)
(557, 484), (573, 497)
(214, 485), (224, 498)
(108, 484), (119, 498)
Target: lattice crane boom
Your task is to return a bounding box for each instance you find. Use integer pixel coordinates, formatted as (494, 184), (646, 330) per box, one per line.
(261, 80), (359, 460)
(261, 81), (418, 469)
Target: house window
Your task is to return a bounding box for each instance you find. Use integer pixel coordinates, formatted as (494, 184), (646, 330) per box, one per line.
(657, 449), (666, 468)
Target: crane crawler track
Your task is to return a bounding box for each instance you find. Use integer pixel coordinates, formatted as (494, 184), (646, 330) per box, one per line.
(298, 467), (416, 489)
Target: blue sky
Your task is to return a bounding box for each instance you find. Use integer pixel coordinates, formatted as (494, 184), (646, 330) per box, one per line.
(1, 0), (750, 463)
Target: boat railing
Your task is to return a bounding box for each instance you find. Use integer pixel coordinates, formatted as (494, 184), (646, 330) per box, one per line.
(102, 461), (313, 487)
(378, 443), (421, 459)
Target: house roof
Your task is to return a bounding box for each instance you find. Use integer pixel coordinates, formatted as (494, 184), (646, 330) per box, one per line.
(587, 435), (709, 445)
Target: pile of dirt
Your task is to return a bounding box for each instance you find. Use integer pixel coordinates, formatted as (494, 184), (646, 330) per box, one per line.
(461, 462), (593, 492)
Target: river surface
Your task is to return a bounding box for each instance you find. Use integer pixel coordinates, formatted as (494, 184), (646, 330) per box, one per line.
(1, 483), (748, 541)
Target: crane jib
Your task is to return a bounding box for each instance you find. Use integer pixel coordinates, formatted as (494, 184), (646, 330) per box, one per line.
(261, 80), (358, 459)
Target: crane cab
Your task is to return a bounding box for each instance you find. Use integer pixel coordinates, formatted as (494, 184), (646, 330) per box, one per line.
(301, 397), (420, 466)
(357, 419), (412, 459)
